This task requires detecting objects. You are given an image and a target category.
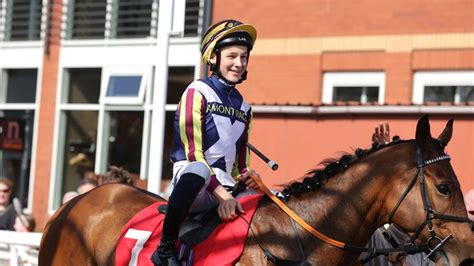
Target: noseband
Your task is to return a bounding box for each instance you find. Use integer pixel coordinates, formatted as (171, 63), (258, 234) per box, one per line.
(387, 146), (472, 260)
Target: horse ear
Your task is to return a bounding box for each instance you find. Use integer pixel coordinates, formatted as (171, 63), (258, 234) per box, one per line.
(437, 119), (454, 148)
(415, 115), (432, 148)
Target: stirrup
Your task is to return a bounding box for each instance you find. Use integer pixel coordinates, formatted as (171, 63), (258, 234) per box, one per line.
(150, 249), (180, 266)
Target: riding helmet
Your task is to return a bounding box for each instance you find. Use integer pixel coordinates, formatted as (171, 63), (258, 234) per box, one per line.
(200, 19), (257, 65)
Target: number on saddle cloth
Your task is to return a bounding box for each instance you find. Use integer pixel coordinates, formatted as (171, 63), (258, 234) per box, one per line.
(158, 204), (222, 262)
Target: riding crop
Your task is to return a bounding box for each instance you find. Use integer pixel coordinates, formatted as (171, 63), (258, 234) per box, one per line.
(246, 143), (278, 170)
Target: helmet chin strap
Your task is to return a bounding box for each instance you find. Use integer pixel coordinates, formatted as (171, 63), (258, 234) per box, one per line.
(209, 49), (249, 85)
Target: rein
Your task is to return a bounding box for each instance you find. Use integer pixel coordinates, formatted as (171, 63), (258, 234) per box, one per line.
(249, 145), (472, 263)
(385, 147), (471, 261)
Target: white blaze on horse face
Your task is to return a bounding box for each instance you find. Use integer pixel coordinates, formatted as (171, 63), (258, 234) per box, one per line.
(124, 229), (152, 266)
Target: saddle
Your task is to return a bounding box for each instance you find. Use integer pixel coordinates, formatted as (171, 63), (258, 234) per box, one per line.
(115, 193), (262, 266)
(158, 205), (222, 262)
(157, 183), (246, 262)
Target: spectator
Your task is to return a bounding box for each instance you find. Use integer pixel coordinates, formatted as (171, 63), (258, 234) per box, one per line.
(77, 178), (98, 194)
(0, 177), (16, 230)
(14, 213), (36, 232)
(62, 191), (79, 204)
(103, 166), (133, 185)
(362, 122), (434, 265)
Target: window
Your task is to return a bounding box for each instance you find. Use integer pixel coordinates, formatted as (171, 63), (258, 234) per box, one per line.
(161, 66), (195, 181)
(0, 111), (35, 207)
(65, 0), (204, 40)
(0, 0), (3, 40)
(54, 67), (152, 209)
(104, 111), (144, 174)
(166, 66), (194, 104)
(69, 0), (107, 39)
(1, 69), (37, 103)
(322, 72), (385, 104)
(184, 0), (202, 37)
(66, 68), (101, 104)
(55, 68), (102, 205)
(60, 110), (98, 194)
(0, 69), (38, 208)
(101, 66), (149, 105)
(413, 71), (474, 104)
(333, 86), (379, 102)
(2, 0), (42, 41)
(115, 0), (155, 38)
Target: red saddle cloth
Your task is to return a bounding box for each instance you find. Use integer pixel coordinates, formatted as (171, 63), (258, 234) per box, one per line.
(115, 194), (263, 266)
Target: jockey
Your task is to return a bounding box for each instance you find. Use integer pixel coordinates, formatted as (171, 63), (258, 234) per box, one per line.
(151, 19), (261, 266)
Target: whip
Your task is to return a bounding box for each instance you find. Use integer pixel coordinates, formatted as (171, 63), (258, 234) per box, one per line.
(247, 143), (278, 171)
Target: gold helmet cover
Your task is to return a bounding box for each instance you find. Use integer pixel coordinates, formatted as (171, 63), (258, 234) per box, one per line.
(200, 19), (257, 65)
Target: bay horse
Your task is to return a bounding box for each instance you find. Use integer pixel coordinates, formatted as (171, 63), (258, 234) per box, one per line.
(39, 116), (474, 265)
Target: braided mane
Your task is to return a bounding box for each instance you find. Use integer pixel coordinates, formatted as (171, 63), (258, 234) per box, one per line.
(281, 136), (411, 200)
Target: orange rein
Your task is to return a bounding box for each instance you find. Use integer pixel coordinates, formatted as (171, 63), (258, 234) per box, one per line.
(249, 175), (347, 249)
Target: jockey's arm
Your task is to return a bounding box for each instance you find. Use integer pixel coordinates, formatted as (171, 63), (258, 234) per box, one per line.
(178, 88), (215, 176)
(212, 185), (245, 221)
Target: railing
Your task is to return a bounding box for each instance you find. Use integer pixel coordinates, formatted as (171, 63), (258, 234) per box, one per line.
(0, 230), (42, 266)
(0, 0), (43, 41)
(0, 0), (204, 42)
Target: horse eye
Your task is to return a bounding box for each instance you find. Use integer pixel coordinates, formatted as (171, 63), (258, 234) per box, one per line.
(436, 184), (450, 195)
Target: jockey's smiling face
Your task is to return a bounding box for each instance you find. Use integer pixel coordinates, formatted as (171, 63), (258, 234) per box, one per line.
(210, 45), (249, 84)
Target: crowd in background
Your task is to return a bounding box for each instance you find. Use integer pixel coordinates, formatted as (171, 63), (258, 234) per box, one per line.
(0, 165), (134, 233)
(0, 177), (35, 233)
(61, 165), (134, 204)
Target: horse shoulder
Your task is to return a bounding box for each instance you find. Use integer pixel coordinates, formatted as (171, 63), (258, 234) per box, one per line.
(239, 198), (306, 264)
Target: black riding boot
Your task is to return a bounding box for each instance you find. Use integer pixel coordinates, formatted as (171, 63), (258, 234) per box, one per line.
(151, 205), (186, 266)
(151, 173), (205, 266)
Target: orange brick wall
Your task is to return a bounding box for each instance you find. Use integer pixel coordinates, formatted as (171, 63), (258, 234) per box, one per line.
(240, 55), (322, 104)
(213, 0), (474, 38)
(250, 114), (474, 195)
(321, 52), (385, 71)
(213, 1), (474, 105)
(212, 1), (474, 194)
(413, 49), (474, 70)
(32, 0), (62, 229)
(384, 53), (413, 104)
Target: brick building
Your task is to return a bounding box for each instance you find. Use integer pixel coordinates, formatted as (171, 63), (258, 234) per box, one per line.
(0, 0), (472, 229)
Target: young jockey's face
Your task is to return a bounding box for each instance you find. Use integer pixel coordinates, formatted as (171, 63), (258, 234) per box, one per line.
(210, 45), (248, 83)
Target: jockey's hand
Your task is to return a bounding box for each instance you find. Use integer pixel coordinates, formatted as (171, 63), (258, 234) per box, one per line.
(372, 122), (391, 145)
(212, 185), (245, 221)
(237, 168), (262, 192)
(217, 197), (244, 221)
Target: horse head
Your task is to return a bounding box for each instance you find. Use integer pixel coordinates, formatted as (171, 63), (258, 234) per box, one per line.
(383, 115), (473, 265)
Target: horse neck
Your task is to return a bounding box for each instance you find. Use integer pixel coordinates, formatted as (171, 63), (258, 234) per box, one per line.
(289, 143), (415, 246)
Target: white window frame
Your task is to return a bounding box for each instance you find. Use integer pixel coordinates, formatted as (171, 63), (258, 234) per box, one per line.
(49, 0), (204, 211)
(0, 67), (41, 213)
(51, 65), (158, 210)
(100, 66), (150, 105)
(412, 71), (474, 104)
(322, 72), (385, 104)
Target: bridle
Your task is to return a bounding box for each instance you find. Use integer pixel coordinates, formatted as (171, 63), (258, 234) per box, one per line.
(384, 146), (471, 261)
(247, 144), (473, 264)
